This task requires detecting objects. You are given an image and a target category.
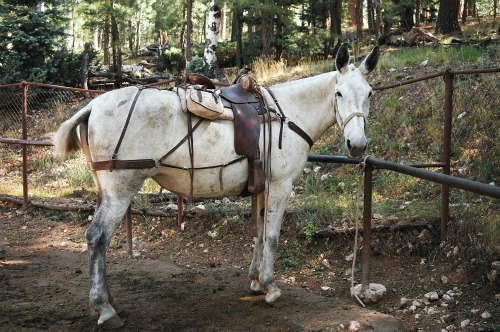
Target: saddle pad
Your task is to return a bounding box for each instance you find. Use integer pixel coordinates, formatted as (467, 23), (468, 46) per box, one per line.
(186, 85), (224, 120)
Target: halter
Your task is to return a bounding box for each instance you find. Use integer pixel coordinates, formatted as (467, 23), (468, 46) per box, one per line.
(335, 111), (366, 131)
(333, 66), (370, 132)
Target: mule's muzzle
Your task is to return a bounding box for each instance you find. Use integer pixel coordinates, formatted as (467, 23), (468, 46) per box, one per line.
(347, 139), (367, 158)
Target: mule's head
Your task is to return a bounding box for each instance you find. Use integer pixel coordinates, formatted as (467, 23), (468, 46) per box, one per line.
(334, 44), (379, 158)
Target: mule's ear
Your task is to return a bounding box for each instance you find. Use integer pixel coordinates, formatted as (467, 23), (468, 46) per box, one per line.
(335, 43), (350, 74)
(359, 46), (380, 75)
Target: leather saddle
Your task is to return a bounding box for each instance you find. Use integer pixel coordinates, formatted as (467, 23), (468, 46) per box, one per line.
(219, 81), (265, 194)
(181, 73), (266, 194)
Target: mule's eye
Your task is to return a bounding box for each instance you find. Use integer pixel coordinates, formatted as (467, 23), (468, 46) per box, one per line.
(336, 91), (343, 97)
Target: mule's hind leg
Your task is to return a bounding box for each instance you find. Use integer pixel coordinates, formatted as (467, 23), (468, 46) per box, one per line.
(249, 193), (265, 292)
(86, 171), (146, 328)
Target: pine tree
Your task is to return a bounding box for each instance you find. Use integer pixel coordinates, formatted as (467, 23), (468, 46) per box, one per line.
(0, 0), (82, 85)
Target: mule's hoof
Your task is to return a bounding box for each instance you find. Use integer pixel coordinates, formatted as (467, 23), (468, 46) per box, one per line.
(250, 280), (263, 293)
(98, 312), (124, 329)
(110, 299), (123, 315)
(265, 288), (282, 303)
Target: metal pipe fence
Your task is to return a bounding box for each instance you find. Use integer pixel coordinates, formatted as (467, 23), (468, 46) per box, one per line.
(1, 68), (499, 288)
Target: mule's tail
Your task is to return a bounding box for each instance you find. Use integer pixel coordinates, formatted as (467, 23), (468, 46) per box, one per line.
(51, 105), (92, 154)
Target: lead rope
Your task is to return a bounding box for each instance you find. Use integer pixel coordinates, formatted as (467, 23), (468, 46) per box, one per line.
(351, 156), (370, 307)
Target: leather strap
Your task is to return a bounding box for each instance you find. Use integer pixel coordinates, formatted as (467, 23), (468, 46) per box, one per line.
(187, 112), (195, 196)
(110, 85), (146, 171)
(159, 118), (204, 162)
(160, 155), (246, 192)
(265, 87), (313, 148)
(92, 159), (157, 171)
(288, 121), (314, 148)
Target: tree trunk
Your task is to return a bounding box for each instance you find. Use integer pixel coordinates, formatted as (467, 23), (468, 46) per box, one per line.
(135, 17), (141, 56)
(467, 0), (475, 17)
(220, 3), (226, 41)
(494, 0), (497, 22)
(128, 19), (134, 56)
(462, 0), (468, 23)
(110, 1), (122, 89)
(400, 2), (415, 31)
(276, 10), (284, 61)
(231, 7), (243, 68)
(329, 0), (342, 37)
(348, 0), (356, 26)
(367, 0), (375, 34)
(355, 0), (363, 43)
(185, 0), (193, 64)
(81, 43), (91, 89)
(436, 0), (461, 34)
(93, 28), (100, 52)
(103, 16), (110, 65)
(375, 0), (382, 38)
(261, 0), (273, 59)
(416, 0), (421, 26)
(180, 4), (186, 67)
(204, 0), (221, 78)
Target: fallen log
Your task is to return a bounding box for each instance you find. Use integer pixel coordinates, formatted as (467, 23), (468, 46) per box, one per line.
(405, 27), (439, 46)
(316, 219), (439, 238)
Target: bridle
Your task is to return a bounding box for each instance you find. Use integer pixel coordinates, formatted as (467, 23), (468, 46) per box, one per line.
(335, 107), (366, 132)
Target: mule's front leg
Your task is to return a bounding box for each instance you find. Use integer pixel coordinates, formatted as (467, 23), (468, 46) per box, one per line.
(87, 191), (136, 329)
(249, 193), (265, 292)
(257, 184), (291, 303)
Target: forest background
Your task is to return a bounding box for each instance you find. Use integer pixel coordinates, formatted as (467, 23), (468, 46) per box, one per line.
(0, 0), (498, 87)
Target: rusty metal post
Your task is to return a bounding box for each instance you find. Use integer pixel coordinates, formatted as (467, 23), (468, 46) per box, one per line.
(21, 82), (29, 208)
(125, 205), (133, 255)
(177, 195), (184, 228)
(441, 71), (454, 241)
(361, 164), (373, 289)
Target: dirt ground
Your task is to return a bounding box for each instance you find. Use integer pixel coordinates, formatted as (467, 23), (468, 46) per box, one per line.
(0, 199), (498, 331)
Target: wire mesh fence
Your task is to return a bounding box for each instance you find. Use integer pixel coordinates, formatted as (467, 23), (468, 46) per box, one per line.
(0, 86), (24, 140)
(0, 84), (103, 140)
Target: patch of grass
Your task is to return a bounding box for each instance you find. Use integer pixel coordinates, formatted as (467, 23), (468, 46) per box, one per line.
(253, 57), (332, 84)
(140, 178), (162, 194)
(302, 213), (318, 242)
(45, 210), (64, 222)
(77, 212), (91, 226)
(28, 151), (94, 197)
(199, 199), (246, 224)
(0, 148), (19, 167)
(279, 240), (302, 272)
(377, 45), (489, 71)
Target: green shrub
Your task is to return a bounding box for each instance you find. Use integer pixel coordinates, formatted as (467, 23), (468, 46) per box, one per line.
(186, 56), (205, 74)
(217, 41), (237, 68)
